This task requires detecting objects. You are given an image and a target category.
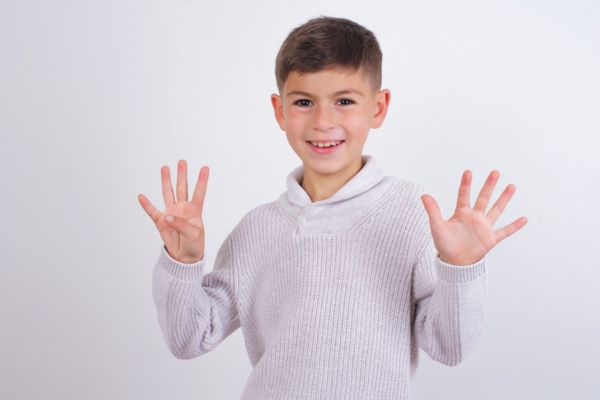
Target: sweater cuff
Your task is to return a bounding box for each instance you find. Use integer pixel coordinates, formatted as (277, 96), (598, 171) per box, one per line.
(436, 256), (487, 284)
(157, 246), (205, 281)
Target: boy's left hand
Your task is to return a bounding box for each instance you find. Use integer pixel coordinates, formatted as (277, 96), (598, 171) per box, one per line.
(421, 170), (527, 266)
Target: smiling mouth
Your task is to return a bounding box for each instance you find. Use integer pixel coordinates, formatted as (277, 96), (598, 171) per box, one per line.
(307, 140), (344, 148)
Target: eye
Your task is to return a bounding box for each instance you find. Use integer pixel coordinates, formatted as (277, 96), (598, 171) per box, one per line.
(337, 98), (355, 106)
(294, 99), (312, 107)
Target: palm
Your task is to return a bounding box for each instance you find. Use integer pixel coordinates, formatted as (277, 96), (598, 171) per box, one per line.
(139, 160), (209, 264)
(158, 201), (204, 258)
(421, 170), (527, 266)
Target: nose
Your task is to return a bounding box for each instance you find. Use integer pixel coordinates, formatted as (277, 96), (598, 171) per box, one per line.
(313, 105), (335, 132)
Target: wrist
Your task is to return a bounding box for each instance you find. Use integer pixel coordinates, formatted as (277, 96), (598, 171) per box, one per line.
(179, 256), (203, 264)
(164, 246), (203, 264)
(438, 254), (480, 267)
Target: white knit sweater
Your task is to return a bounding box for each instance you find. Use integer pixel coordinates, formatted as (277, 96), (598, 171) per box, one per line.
(153, 156), (488, 399)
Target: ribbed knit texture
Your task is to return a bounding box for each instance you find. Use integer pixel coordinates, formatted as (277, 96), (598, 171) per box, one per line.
(153, 156), (488, 400)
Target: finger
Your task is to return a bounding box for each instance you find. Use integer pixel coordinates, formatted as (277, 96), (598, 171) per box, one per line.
(165, 214), (202, 242)
(161, 166), (176, 207)
(455, 170), (472, 209)
(176, 160), (188, 202)
(191, 166), (210, 211)
(138, 194), (163, 224)
(494, 216), (528, 243)
(486, 184), (516, 224)
(473, 170), (500, 212)
(421, 194), (445, 227)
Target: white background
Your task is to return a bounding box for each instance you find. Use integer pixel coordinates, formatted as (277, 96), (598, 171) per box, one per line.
(1, 0), (599, 399)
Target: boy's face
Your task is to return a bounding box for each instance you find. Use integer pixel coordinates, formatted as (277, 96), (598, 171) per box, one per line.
(271, 69), (390, 180)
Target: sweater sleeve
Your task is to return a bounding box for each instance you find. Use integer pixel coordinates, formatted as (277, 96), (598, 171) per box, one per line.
(152, 237), (240, 359)
(412, 241), (488, 366)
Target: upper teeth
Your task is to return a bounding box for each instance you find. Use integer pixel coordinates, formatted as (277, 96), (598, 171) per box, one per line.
(311, 141), (341, 148)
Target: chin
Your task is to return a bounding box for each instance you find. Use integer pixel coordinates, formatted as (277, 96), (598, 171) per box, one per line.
(303, 157), (351, 176)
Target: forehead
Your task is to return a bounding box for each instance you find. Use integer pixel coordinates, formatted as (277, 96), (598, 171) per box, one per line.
(283, 68), (372, 97)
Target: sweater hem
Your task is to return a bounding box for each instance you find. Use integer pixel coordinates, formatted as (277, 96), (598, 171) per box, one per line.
(158, 246), (205, 281)
(435, 257), (487, 284)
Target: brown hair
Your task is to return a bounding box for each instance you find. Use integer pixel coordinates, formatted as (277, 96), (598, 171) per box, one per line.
(275, 17), (382, 93)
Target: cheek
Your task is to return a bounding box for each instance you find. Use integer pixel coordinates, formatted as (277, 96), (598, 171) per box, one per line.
(343, 112), (371, 138)
(283, 111), (308, 137)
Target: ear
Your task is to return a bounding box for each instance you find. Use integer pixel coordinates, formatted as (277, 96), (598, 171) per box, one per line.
(371, 89), (391, 129)
(271, 94), (286, 131)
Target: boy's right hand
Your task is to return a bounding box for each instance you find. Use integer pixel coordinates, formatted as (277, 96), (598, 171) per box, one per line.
(138, 160), (209, 264)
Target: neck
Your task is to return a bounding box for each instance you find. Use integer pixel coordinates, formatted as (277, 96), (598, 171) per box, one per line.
(301, 158), (365, 202)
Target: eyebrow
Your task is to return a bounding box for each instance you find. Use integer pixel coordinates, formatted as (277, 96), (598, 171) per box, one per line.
(333, 89), (364, 97)
(286, 90), (313, 97)
(286, 89), (364, 97)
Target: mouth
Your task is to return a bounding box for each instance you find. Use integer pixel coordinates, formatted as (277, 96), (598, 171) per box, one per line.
(307, 140), (344, 148)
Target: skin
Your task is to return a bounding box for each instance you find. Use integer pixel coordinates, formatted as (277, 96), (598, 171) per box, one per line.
(271, 69), (390, 202)
(138, 69), (527, 266)
(138, 161), (209, 264)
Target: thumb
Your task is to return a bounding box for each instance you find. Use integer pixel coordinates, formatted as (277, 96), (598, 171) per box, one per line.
(165, 214), (202, 243)
(421, 194), (444, 227)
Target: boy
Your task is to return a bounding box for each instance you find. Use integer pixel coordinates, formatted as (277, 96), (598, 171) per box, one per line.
(138, 17), (526, 399)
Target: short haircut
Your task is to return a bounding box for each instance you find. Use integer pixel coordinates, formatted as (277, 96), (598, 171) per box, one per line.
(275, 17), (382, 93)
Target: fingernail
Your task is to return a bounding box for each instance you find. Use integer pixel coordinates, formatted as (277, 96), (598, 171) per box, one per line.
(166, 215), (174, 223)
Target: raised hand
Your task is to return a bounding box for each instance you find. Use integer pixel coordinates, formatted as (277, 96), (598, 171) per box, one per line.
(421, 170), (527, 266)
(138, 160), (209, 264)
